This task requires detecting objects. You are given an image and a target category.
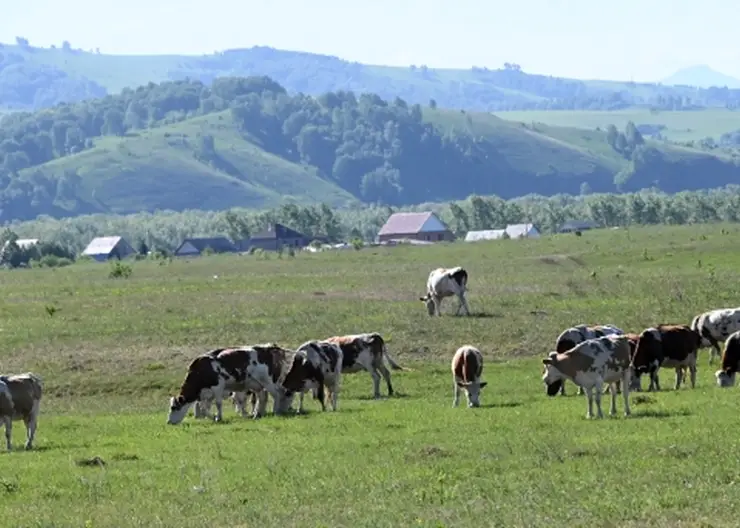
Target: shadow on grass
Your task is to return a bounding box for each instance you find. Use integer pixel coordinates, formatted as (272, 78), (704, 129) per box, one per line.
(461, 312), (503, 319)
(630, 408), (691, 419)
(355, 392), (412, 401)
(479, 401), (523, 409)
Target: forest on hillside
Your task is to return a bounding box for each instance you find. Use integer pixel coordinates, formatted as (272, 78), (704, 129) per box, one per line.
(3, 186), (739, 267)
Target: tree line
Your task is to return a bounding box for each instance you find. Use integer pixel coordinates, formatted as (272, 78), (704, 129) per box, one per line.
(2, 187), (740, 268)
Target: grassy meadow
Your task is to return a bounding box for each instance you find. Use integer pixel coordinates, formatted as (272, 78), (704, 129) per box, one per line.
(494, 107), (740, 142)
(2, 224), (740, 526)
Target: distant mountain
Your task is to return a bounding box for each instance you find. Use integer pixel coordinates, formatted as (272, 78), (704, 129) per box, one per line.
(662, 65), (740, 89)
(4, 42), (740, 113)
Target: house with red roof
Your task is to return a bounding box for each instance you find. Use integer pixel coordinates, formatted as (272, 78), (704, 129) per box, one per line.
(376, 212), (455, 243)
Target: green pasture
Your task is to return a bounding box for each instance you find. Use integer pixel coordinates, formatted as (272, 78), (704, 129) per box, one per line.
(494, 108), (740, 142)
(1, 223), (740, 526)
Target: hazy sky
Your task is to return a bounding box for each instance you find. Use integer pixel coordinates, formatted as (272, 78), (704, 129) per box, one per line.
(2, 0), (738, 82)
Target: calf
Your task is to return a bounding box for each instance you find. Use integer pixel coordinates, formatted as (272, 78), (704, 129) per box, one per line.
(630, 325), (700, 391)
(0, 372), (43, 451)
(451, 346), (487, 408)
(691, 307), (740, 364)
(323, 332), (405, 399)
(167, 344), (290, 425)
(552, 324), (624, 396)
(542, 335), (632, 419)
(714, 330), (740, 387)
(280, 340), (344, 414)
(420, 267), (470, 316)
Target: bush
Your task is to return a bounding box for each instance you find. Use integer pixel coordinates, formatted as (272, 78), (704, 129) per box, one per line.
(109, 261), (133, 279)
(35, 255), (73, 268)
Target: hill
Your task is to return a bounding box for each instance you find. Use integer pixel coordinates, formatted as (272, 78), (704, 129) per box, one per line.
(662, 65), (740, 90)
(7, 41), (740, 113)
(2, 76), (740, 222)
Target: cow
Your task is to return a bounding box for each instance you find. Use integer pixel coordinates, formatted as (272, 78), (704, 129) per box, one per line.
(552, 324), (624, 396)
(273, 344), (329, 415)
(542, 334), (633, 419)
(451, 345), (487, 408)
(322, 332), (406, 399)
(189, 348), (255, 420)
(691, 308), (740, 364)
(0, 372), (43, 451)
(420, 267), (470, 316)
(167, 344), (291, 425)
(715, 330), (740, 387)
(629, 325), (700, 392)
(279, 340), (344, 414)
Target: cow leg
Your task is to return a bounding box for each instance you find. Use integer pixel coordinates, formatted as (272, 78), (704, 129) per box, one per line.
(648, 370), (660, 392)
(253, 390), (269, 419)
(316, 384), (327, 411)
(297, 391), (305, 414)
(434, 297), (442, 317)
(460, 293), (471, 316)
(24, 399), (40, 450)
(689, 364), (697, 389)
(452, 379), (461, 407)
(583, 387), (595, 419)
(621, 370), (632, 417)
(674, 368), (682, 391)
(559, 381), (566, 396)
(608, 383), (618, 417)
(2, 417), (11, 451)
(377, 363), (394, 397)
(709, 341), (721, 365)
(593, 382), (605, 418)
(577, 385), (584, 396)
(369, 369), (383, 399)
(214, 398), (224, 422)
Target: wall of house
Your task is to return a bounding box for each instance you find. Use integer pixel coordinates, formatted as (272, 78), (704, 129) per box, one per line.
(378, 231), (455, 243)
(248, 237), (310, 251)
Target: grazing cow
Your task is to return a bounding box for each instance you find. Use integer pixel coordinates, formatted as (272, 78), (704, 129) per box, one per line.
(0, 372), (43, 451)
(691, 307), (740, 364)
(274, 344), (328, 415)
(630, 325), (700, 391)
(190, 348), (253, 420)
(552, 324), (624, 396)
(167, 344), (290, 425)
(542, 335), (632, 419)
(280, 340), (344, 414)
(322, 332), (405, 399)
(451, 346), (487, 408)
(420, 267), (470, 316)
(715, 330), (740, 387)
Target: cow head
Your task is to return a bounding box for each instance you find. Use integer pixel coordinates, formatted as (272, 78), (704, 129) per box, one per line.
(630, 328), (662, 374)
(167, 395), (193, 425)
(542, 352), (564, 396)
(457, 380), (487, 407)
(715, 370), (736, 388)
(419, 294), (435, 316)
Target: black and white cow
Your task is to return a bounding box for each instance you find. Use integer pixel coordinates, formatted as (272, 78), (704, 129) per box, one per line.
(167, 344), (291, 425)
(420, 267), (470, 316)
(691, 307), (740, 364)
(278, 340), (344, 413)
(322, 332), (406, 399)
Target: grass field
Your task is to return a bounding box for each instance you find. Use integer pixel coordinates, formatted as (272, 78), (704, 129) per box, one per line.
(2, 224), (740, 526)
(494, 108), (740, 142)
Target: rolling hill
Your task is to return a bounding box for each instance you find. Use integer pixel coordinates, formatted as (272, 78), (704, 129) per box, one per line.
(5, 41), (740, 114)
(2, 75), (740, 222)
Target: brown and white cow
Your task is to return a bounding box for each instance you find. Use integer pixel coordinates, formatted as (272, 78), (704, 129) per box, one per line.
(715, 330), (740, 387)
(451, 345), (487, 408)
(629, 325), (700, 391)
(420, 267), (470, 316)
(691, 307), (740, 364)
(552, 324), (624, 396)
(279, 340), (344, 414)
(167, 344), (290, 425)
(322, 332), (405, 399)
(542, 335), (633, 419)
(0, 372), (43, 451)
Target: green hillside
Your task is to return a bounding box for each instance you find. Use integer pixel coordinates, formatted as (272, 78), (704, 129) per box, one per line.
(6, 41), (740, 114)
(2, 74), (740, 222)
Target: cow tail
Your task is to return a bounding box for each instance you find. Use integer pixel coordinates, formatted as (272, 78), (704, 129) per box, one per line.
(382, 341), (408, 371)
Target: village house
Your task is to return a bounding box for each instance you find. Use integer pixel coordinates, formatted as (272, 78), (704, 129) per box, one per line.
(240, 223), (312, 251)
(174, 237), (237, 257)
(81, 236), (136, 262)
(377, 212), (455, 243)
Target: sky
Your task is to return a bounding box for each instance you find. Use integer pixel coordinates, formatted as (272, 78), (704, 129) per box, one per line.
(2, 0), (738, 82)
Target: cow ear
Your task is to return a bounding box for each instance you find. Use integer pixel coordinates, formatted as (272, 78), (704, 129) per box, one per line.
(419, 297), (427, 302)
(542, 358), (552, 365)
(479, 382), (488, 388)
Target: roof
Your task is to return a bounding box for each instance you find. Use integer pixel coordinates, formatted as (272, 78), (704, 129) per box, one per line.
(249, 223), (306, 240)
(2, 238), (39, 250)
(176, 237), (236, 253)
(505, 223), (539, 238)
(82, 236), (128, 256)
(465, 229), (506, 242)
(377, 212), (450, 236)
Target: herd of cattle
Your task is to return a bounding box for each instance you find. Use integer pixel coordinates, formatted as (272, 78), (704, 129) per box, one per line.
(3, 265), (740, 450)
